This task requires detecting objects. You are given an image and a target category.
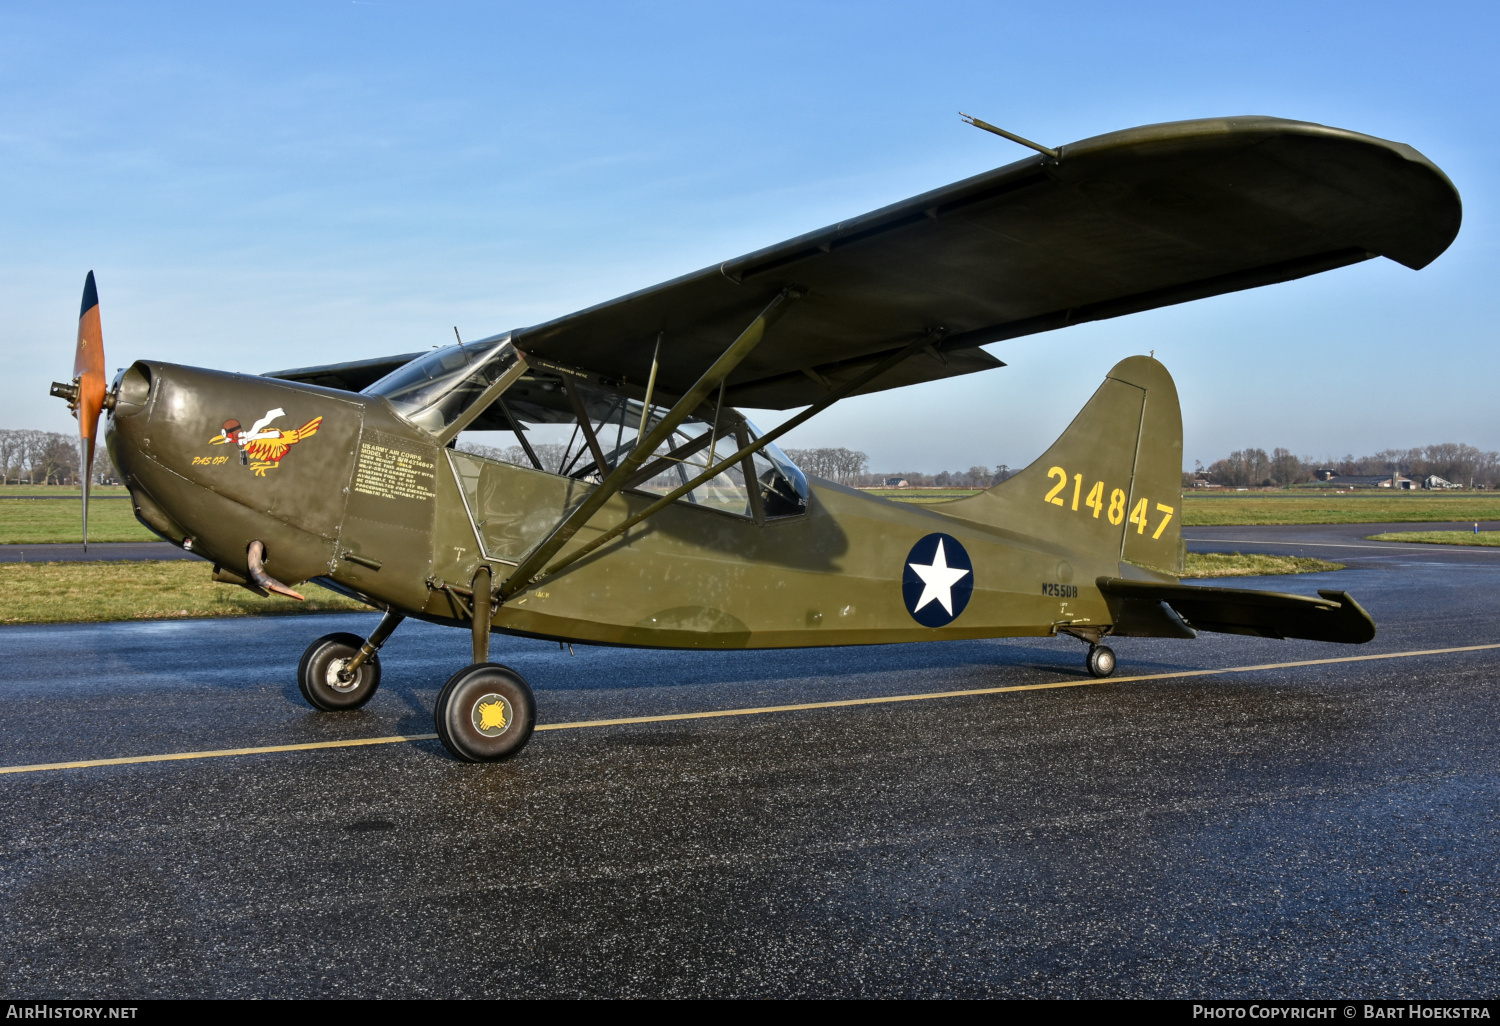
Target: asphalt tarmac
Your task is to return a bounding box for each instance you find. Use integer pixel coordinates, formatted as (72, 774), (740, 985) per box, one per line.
(0, 541), (198, 563)
(1, 524), (1497, 998)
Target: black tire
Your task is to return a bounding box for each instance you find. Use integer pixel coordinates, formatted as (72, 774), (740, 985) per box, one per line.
(433, 663), (536, 763)
(1086, 644), (1117, 679)
(298, 632), (381, 711)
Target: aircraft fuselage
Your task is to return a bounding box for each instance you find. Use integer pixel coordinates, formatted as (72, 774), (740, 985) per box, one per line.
(106, 357), (1187, 649)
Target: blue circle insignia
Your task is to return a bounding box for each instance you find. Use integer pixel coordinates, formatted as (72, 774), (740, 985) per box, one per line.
(902, 533), (974, 627)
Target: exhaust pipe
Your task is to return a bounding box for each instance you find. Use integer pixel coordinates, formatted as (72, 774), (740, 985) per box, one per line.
(246, 540), (305, 601)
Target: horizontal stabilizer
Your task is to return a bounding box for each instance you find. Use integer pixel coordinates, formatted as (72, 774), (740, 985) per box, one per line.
(1097, 578), (1376, 644)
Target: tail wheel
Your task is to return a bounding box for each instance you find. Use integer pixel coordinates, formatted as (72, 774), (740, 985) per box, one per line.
(1086, 644), (1117, 679)
(434, 663), (536, 763)
(298, 632), (381, 711)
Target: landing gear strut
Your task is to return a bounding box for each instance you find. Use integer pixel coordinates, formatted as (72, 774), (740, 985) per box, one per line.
(431, 564), (537, 762)
(1061, 627), (1118, 679)
(297, 610), (404, 711)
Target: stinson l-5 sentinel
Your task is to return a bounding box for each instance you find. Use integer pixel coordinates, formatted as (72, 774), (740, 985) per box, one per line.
(51, 115), (1460, 762)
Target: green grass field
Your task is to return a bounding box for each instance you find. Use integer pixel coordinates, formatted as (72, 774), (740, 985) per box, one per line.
(1366, 530), (1500, 547)
(1181, 552), (1344, 577)
(0, 484), (132, 497)
(861, 488), (982, 504)
(0, 560), (370, 624)
(0, 494), (157, 543)
(1180, 491), (1500, 526)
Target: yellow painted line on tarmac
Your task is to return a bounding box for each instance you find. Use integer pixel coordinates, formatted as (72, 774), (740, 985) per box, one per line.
(2, 642), (1498, 776)
(532, 642), (1500, 730)
(0, 734), (439, 776)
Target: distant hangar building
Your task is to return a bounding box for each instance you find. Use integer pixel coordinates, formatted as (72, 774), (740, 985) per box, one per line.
(1319, 473), (1417, 489)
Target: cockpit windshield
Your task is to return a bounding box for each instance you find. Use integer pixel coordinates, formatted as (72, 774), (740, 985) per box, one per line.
(362, 336), (520, 435)
(743, 419), (810, 516)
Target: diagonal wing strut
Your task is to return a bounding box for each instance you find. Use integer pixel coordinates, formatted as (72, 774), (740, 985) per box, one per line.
(497, 287), (803, 602)
(534, 327), (943, 583)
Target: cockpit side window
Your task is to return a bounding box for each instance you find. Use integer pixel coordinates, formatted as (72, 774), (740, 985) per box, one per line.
(454, 369), (807, 520)
(745, 419), (810, 518)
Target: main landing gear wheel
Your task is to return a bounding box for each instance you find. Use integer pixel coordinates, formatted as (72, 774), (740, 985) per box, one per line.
(1086, 644), (1117, 679)
(298, 632), (381, 711)
(433, 663), (536, 763)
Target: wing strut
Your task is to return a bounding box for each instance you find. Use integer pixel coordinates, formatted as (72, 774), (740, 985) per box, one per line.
(562, 378), (609, 475)
(536, 328), (944, 581)
(495, 395), (544, 470)
(498, 287), (803, 602)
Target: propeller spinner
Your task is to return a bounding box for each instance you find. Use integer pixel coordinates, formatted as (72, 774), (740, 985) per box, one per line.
(49, 271), (110, 550)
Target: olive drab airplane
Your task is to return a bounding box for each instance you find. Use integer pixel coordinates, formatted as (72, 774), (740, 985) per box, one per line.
(50, 115), (1461, 763)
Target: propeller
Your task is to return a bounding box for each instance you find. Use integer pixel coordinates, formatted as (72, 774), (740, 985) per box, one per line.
(49, 271), (108, 551)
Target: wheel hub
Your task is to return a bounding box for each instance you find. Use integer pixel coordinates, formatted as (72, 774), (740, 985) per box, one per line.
(471, 693), (513, 737)
(326, 657), (361, 693)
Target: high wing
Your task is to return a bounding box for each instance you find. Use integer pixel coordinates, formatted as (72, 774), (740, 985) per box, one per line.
(266, 351), (425, 394)
(269, 116), (1459, 408)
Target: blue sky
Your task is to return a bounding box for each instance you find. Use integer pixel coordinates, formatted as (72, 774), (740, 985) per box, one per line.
(2, 1), (1494, 472)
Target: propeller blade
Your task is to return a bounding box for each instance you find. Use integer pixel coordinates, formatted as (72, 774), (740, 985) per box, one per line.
(74, 271), (106, 551)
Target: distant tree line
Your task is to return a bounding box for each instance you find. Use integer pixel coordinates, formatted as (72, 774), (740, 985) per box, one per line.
(459, 439), (1024, 491)
(850, 464), (1018, 489)
(781, 448), (868, 485)
(0, 429), (118, 485)
(458, 441), (569, 474)
(1192, 443), (1500, 489)
(781, 448), (1024, 489)
(776, 447), (1035, 489)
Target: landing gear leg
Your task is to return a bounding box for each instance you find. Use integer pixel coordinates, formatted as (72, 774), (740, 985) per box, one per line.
(297, 610), (404, 711)
(431, 565), (537, 762)
(471, 565), (491, 664)
(1060, 627), (1118, 679)
(1086, 644), (1117, 679)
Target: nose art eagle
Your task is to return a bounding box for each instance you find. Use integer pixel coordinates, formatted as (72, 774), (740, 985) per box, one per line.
(209, 407), (322, 475)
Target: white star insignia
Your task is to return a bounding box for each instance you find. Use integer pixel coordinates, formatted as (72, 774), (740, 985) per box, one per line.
(908, 538), (971, 616)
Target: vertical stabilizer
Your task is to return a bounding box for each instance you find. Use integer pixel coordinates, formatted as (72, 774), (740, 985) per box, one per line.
(942, 355), (1184, 577)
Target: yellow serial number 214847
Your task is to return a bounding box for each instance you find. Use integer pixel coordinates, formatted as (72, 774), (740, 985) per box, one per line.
(1042, 466), (1174, 540)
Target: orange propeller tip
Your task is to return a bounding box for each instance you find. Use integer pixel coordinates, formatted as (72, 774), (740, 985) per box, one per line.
(71, 269), (106, 551)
